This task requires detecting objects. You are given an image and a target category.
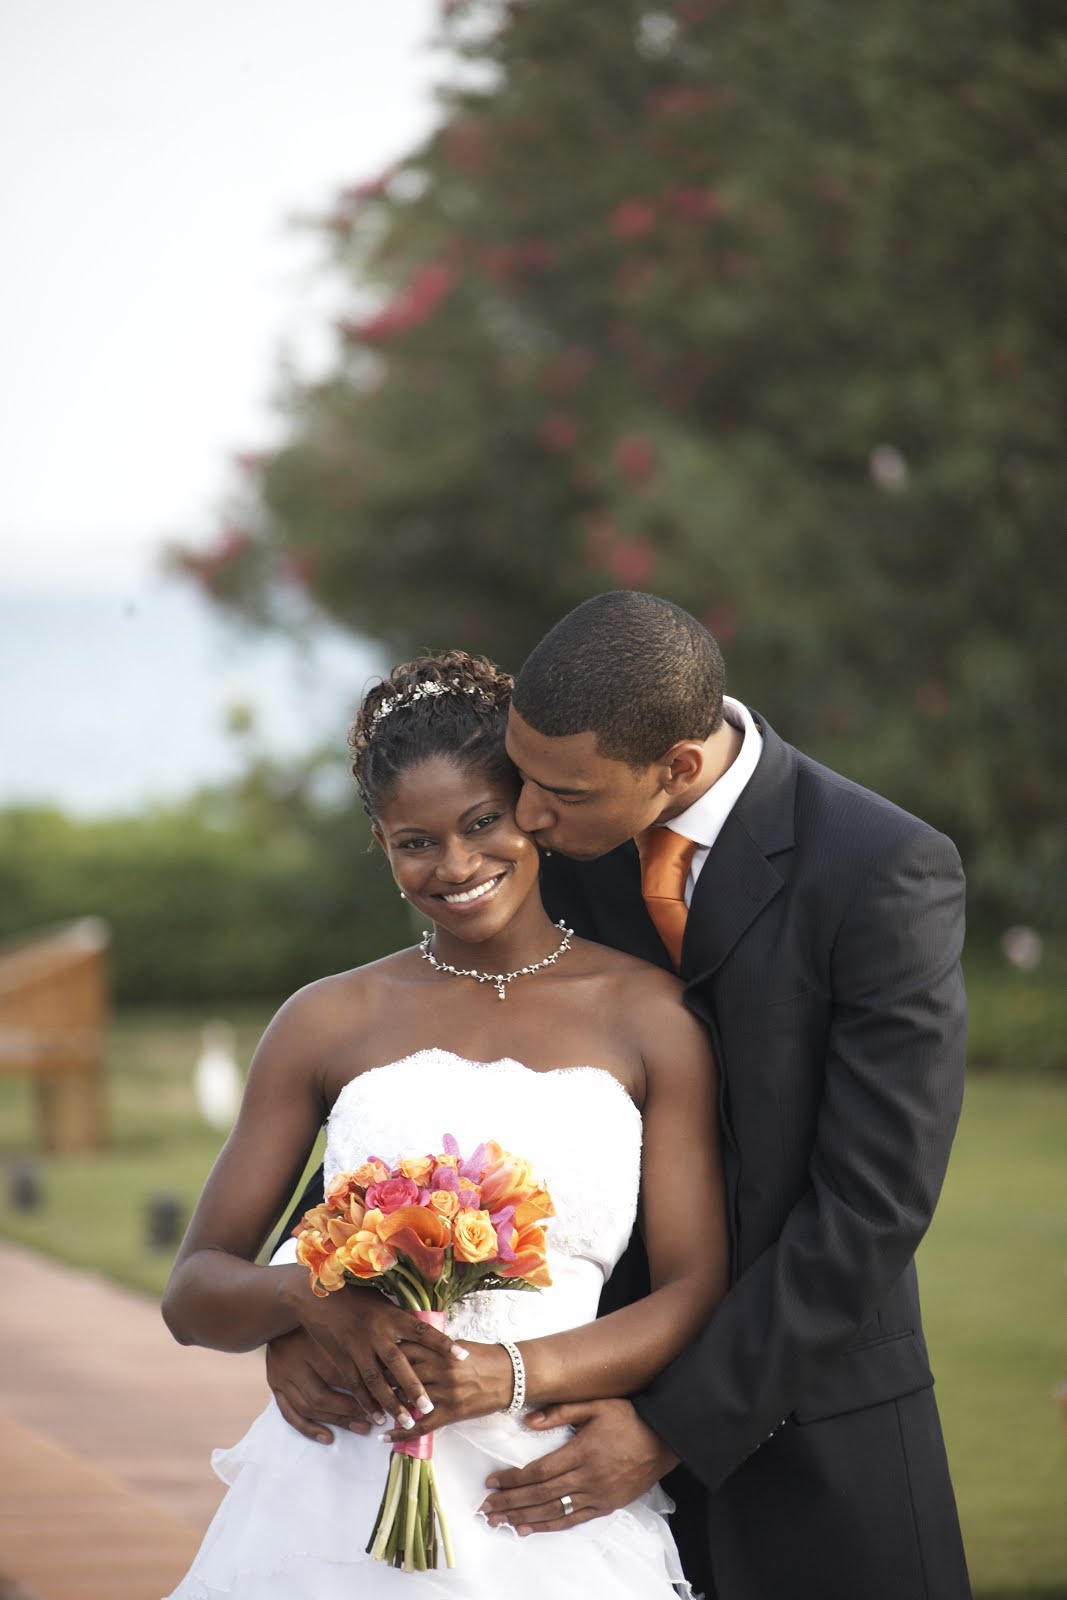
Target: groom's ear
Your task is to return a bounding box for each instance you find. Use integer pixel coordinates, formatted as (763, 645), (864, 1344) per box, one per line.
(660, 741), (707, 797)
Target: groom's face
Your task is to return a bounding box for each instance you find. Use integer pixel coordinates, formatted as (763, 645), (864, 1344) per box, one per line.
(505, 708), (668, 860)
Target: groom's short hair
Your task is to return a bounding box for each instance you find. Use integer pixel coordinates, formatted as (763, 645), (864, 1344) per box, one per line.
(513, 591), (726, 768)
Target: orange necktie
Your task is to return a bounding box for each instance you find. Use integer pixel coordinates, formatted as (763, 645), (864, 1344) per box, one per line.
(636, 826), (697, 970)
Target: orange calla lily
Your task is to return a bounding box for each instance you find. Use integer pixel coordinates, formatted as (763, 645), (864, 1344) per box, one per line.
(377, 1204), (451, 1282)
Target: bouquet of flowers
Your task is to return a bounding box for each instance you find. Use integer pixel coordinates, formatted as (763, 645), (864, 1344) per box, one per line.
(294, 1133), (554, 1573)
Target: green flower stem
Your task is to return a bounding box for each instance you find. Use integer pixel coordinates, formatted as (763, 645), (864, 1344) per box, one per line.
(390, 1264), (433, 1310)
(402, 1455), (422, 1572)
(369, 1450), (403, 1562)
(427, 1460), (455, 1569)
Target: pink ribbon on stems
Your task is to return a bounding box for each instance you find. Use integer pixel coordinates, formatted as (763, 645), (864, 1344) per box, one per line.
(394, 1309), (445, 1462)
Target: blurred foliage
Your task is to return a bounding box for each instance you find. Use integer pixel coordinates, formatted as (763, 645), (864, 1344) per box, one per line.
(168, 0), (1066, 929)
(962, 944), (1067, 1076)
(0, 754), (408, 1004)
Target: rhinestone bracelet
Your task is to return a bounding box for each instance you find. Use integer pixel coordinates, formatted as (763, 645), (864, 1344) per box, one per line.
(499, 1340), (527, 1417)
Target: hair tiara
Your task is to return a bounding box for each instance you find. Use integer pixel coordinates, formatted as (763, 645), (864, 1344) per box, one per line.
(369, 677), (484, 730)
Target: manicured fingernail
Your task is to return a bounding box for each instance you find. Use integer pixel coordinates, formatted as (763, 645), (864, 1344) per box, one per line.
(451, 1345), (470, 1361)
(415, 1395), (434, 1416)
(373, 1411), (387, 1426)
(398, 1412), (415, 1430)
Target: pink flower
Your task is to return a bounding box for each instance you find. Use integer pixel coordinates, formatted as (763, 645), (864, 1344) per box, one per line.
(350, 263), (456, 344)
(611, 198), (657, 239)
(364, 1176), (422, 1215)
(666, 187), (721, 222)
(606, 542), (656, 588)
(540, 413), (579, 452)
(703, 605), (737, 645)
(615, 433), (657, 487)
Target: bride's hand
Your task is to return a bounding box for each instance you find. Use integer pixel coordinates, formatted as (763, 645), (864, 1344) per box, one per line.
(380, 1339), (514, 1440)
(281, 1280), (462, 1430)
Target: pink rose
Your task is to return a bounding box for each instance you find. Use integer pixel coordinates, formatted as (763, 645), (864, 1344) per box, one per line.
(364, 1176), (421, 1215)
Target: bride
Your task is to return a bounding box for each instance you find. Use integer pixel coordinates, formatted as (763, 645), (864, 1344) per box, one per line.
(161, 649), (728, 1599)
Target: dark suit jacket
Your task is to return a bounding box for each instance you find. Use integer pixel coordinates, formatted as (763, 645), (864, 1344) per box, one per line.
(539, 714), (971, 1600)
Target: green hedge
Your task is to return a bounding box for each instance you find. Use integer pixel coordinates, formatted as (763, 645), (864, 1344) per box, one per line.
(0, 793), (410, 1005)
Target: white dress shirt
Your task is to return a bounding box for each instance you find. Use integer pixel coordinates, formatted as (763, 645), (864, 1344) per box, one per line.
(657, 695), (763, 907)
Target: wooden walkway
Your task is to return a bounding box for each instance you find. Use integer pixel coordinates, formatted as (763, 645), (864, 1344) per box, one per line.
(0, 1242), (269, 1599)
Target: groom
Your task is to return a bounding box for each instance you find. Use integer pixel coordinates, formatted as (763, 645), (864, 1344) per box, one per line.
(269, 591), (971, 1600)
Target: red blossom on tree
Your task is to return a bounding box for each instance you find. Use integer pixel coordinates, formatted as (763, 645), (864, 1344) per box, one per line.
(443, 120), (487, 173)
(539, 413), (580, 452)
(605, 541), (656, 588)
(343, 263), (457, 345)
(666, 187), (722, 221)
(702, 605), (737, 645)
(610, 198), (657, 239)
(615, 433), (657, 487)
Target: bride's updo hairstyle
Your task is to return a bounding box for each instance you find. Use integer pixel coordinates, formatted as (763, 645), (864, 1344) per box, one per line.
(350, 649), (514, 822)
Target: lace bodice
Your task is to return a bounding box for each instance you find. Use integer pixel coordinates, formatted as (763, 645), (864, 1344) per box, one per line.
(324, 1049), (643, 1344)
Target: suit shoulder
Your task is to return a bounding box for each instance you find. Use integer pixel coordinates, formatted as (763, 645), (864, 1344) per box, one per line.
(789, 747), (961, 870)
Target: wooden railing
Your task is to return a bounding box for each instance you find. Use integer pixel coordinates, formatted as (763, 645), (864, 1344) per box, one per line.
(0, 918), (110, 1153)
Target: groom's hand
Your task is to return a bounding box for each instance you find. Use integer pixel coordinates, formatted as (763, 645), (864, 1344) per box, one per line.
(265, 1326), (371, 1444)
(479, 1398), (679, 1533)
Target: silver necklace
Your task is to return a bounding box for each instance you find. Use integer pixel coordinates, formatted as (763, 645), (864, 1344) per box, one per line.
(419, 920), (574, 1001)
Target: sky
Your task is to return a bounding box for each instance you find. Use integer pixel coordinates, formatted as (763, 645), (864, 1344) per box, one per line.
(0, 0), (442, 810)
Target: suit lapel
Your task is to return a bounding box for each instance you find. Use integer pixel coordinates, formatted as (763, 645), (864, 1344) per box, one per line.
(681, 715), (797, 984)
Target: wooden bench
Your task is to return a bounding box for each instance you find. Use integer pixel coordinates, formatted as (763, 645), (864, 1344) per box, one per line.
(0, 919), (109, 1153)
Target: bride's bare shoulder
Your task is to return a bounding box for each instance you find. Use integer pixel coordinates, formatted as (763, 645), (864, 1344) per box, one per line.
(259, 948), (419, 1049)
(572, 936), (683, 999)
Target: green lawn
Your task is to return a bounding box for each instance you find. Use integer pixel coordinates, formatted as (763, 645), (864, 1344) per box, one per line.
(918, 1074), (1067, 1596)
(0, 1011), (1064, 1595)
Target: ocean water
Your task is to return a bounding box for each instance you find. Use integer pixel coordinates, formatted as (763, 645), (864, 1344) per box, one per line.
(0, 584), (385, 816)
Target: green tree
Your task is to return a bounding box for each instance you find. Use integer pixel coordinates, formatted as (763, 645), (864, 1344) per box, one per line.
(173, 0), (1067, 927)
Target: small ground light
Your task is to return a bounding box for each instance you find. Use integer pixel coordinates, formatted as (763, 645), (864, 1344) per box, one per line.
(146, 1190), (185, 1252)
(9, 1158), (44, 1212)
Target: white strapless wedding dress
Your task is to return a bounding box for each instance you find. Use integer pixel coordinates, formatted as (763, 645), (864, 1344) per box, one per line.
(165, 1050), (692, 1598)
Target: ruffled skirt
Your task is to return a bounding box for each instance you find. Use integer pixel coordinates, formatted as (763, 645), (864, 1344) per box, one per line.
(164, 1400), (692, 1598)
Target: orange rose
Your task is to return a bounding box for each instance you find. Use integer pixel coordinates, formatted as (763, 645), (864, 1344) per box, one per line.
(398, 1155), (435, 1185)
(427, 1189), (460, 1219)
(350, 1160), (390, 1188)
(453, 1209), (498, 1264)
(514, 1187), (555, 1227)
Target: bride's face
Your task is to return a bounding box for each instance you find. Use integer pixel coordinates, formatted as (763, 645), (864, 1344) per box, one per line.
(372, 754), (541, 943)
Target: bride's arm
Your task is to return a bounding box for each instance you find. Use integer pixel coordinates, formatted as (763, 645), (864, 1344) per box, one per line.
(161, 985), (336, 1351)
(393, 976), (727, 1430)
(161, 981), (456, 1424)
